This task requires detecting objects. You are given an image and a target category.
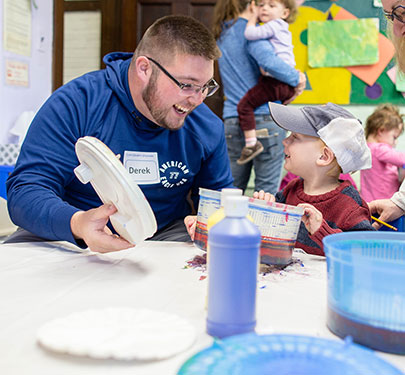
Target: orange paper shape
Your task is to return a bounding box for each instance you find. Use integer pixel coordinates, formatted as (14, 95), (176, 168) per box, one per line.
(334, 7), (395, 86)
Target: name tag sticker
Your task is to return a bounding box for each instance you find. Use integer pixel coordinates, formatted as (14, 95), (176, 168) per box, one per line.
(123, 151), (160, 185)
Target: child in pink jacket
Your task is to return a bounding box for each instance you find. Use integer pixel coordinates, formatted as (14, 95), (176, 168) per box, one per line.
(361, 104), (405, 201)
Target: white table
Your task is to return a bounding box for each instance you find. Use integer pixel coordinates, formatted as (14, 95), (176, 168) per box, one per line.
(0, 241), (403, 374)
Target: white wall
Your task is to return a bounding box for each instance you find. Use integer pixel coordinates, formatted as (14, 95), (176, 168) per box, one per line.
(0, 0), (53, 144)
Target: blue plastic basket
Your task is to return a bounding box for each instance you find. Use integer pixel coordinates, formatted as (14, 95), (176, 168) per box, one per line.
(177, 333), (403, 375)
(323, 232), (405, 354)
(0, 165), (14, 200)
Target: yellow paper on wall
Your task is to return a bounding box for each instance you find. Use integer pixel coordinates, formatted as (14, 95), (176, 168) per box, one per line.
(292, 68), (351, 104)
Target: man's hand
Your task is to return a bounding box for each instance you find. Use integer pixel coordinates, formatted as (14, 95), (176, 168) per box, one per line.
(184, 215), (197, 240)
(253, 190), (276, 202)
(283, 71), (306, 105)
(298, 203), (323, 235)
(70, 204), (134, 253)
(368, 199), (404, 230)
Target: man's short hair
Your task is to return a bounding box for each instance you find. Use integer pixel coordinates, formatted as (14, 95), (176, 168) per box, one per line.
(134, 15), (221, 63)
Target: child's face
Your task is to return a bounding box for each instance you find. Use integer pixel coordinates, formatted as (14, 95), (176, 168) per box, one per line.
(282, 132), (323, 176)
(257, 0), (290, 23)
(377, 126), (403, 147)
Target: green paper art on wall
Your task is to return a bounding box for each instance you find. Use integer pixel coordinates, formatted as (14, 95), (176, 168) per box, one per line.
(350, 65), (405, 104)
(308, 18), (379, 68)
(291, 1), (404, 104)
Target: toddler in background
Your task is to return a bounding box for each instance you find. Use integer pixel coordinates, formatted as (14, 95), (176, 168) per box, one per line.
(255, 103), (374, 256)
(236, 0), (299, 165)
(360, 104), (405, 202)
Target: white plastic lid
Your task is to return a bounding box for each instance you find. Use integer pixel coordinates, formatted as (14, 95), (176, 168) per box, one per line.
(220, 188), (243, 206)
(224, 196), (249, 218)
(74, 136), (157, 245)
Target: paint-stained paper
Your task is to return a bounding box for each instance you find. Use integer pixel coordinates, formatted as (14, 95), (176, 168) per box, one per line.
(308, 18), (379, 68)
(332, 6), (395, 86)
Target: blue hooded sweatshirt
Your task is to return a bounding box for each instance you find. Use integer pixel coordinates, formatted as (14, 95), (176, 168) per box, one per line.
(6, 53), (233, 244)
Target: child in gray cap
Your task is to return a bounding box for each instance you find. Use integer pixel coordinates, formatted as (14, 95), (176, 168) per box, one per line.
(255, 102), (375, 256)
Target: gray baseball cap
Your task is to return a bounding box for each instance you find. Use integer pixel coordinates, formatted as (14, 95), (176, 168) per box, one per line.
(268, 102), (371, 173)
(268, 102), (358, 137)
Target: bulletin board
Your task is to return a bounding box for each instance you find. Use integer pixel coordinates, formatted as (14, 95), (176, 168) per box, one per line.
(0, 0), (53, 144)
(292, 0), (405, 104)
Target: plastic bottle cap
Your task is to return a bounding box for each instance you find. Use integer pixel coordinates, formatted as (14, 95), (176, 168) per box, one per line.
(224, 196), (249, 217)
(220, 188), (243, 207)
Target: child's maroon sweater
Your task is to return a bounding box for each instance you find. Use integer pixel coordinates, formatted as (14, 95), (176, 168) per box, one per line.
(275, 178), (375, 256)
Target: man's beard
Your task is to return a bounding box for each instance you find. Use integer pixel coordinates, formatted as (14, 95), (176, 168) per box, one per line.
(142, 74), (187, 131)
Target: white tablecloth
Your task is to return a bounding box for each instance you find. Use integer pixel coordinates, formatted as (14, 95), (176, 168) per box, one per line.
(0, 241), (403, 374)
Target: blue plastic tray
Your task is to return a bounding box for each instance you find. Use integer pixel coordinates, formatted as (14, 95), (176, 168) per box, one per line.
(178, 333), (403, 375)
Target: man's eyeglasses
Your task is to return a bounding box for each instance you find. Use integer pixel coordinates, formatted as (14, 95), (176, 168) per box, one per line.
(384, 5), (405, 24)
(145, 56), (219, 97)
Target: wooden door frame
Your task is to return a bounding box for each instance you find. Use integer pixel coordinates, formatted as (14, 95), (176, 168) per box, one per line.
(52, 0), (125, 91)
(52, 0), (223, 117)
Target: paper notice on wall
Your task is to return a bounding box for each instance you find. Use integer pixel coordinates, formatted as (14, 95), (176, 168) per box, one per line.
(3, 0), (32, 56)
(5, 60), (29, 87)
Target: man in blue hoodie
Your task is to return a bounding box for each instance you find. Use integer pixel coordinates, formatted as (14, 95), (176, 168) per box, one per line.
(6, 15), (233, 253)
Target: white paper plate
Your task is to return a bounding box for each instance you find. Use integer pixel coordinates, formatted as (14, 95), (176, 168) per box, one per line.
(74, 137), (157, 245)
(37, 308), (196, 360)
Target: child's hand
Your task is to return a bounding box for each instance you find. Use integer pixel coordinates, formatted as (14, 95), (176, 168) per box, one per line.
(247, 1), (259, 23)
(298, 203), (323, 235)
(184, 215), (197, 240)
(253, 190), (275, 202)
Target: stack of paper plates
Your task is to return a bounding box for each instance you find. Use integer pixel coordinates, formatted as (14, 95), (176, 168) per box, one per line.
(37, 308), (196, 360)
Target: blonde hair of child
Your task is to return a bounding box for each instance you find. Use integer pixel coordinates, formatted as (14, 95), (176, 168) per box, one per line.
(326, 158), (343, 178)
(256, 0), (297, 24)
(277, 0), (298, 24)
(365, 104), (404, 139)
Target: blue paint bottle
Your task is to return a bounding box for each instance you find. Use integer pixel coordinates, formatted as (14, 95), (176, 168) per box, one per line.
(206, 195), (261, 338)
